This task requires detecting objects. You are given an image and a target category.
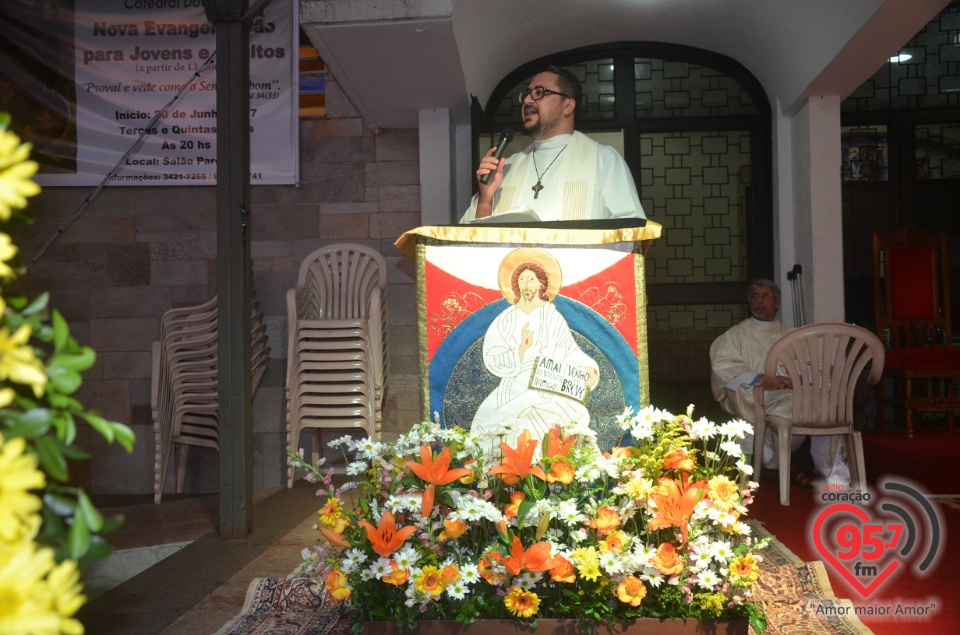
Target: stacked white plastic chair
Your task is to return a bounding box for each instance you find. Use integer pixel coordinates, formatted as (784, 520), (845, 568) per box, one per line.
(152, 287), (270, 504)
(285, 243), (389, 486)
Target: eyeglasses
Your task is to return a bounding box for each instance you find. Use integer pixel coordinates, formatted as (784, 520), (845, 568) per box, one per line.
(519, 86), (570, 103)
(749, 293), (775, 301)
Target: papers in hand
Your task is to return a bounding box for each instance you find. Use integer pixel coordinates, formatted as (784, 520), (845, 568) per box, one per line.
(468, 205), (541, 224)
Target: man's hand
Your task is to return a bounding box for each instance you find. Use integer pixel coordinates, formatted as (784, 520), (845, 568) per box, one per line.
(518, 322), (534, 360)
(584, 367), (600, 390)
(474, 147), (506, 218)
(760, 374), (792, 390)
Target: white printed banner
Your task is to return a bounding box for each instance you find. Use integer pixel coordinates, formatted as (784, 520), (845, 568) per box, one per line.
(34, 0), (297, 186)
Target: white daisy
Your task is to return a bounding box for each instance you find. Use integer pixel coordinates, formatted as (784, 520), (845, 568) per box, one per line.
(445, 582), (468, 600)
(690, 417), (718, 440)
(698, 569), (721, 589)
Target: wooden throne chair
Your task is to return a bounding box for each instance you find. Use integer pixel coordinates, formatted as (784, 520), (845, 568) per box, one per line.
(873, 224), (960, 437)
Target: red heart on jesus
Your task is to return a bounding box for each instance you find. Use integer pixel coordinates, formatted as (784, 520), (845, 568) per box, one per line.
(812, 503), (901, 598)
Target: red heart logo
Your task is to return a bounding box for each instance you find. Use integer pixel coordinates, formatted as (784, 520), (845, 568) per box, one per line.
(812, 503), (901, 598)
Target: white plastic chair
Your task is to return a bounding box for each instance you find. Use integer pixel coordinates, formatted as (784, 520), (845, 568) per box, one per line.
(152, 282), (270, 503)
(752, 322), (884, 505)
(285, 244), (389, 486)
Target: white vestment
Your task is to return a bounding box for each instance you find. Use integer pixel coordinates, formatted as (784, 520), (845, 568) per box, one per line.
(709, 318), (851, 486)
(471, 301), (598, 450)
(461, 132), (645, 222)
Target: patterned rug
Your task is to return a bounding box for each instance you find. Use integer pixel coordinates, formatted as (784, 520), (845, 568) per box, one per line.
(215, 523), (872, 635)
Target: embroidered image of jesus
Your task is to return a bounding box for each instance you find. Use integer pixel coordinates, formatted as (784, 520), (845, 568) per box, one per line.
(470, 248), (600, 448)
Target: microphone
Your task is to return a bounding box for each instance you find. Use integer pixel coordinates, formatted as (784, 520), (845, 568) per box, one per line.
(479, 128), (515, 185)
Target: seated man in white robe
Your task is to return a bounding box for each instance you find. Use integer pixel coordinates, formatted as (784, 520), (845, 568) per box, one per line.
(709, 279), (851, 488)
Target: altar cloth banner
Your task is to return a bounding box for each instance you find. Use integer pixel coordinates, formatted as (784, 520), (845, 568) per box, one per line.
(399, 223), (660, 451)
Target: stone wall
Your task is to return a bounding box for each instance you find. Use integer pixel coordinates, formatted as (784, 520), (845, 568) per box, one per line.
(17, 76), (422, 496)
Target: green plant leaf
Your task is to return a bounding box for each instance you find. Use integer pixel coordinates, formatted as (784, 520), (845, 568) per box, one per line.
(3, 408), (53, 438)
(80, 411), (114, 443)
(21, 292), (49, 317)
(34, 434), (69, 483)
(67, 508), (91, 560)
(110, 421), (136, 452)
(51, 309), (70, 351)
(51, 348), (96, 372)
(43, 493), (78, 517)
(77, 490), (104, 532)
(46, 365), (83, 394)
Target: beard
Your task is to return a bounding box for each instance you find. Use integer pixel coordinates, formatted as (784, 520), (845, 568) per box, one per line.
(521, 288), (536, 301)
(522, 106), (557, 139)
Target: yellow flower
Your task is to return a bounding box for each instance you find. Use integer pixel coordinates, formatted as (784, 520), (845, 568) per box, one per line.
(0, 128), (41, 221)
(0, 540), (85, 634)
(730, 554), (760, 585)
(0, 324), (47, 398)
(504, 588), (540, 618)
(414, 565), (444, 596)
(570, 546), (601, 582)
(42, 559), (87, 634)
(0, 233), (17, 279)
(318, 497), (348, 534)
(622, 475), (654, 502)
(707, 475), (740, 512)
(0, 433), (46, 542)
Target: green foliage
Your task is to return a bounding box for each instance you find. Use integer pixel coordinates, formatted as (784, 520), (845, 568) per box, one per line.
(1, 114), (136, 568)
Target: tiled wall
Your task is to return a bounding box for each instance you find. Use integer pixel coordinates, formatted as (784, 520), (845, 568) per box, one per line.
(18, 73), (422, 496)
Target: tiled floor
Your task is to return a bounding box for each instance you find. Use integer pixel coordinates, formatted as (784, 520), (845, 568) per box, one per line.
(79, 483), (323, 635)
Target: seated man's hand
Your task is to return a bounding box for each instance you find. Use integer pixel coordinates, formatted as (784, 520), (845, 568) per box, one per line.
(760, 374), (792, 390)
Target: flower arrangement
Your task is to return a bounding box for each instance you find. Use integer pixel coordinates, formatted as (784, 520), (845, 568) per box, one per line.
(290, 405), (769, 634)
(1, 113), (135, 634)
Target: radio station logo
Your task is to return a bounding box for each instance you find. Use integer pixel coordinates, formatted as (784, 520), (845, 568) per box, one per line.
(809, 477), (943, 603)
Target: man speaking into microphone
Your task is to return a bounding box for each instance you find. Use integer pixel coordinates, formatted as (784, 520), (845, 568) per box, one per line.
(460, 65), (645, 223)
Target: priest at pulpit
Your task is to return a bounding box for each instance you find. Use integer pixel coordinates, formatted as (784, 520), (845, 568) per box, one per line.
(460, 65), (646, 223)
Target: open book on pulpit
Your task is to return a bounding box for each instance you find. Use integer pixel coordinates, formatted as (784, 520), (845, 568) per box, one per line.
(394, 220), (661, 451)
(467, 205), (541, 224)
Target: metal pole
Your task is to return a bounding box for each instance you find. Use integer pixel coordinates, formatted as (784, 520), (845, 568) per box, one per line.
(203, 0), (253, 538)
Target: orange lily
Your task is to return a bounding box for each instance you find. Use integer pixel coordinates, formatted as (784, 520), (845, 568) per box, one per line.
(543, 425), (576, 458)
(485, 535), (559, 576)
(320, 526), (352, 549)
(488, 430), (547, 486)
(406, 445), (473, 516)
(358, 510), (418, 557)
(647, 476), (706, 545)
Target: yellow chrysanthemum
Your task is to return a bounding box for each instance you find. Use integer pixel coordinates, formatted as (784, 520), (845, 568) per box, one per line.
(0, 541), (73, 634)
(504, 588), (540, 618)
(0, 433), (46, 542)
(0, 387), (15, 408)
(0, 323), (47, 398)
(570, 546), (602, 582)
(622, 475), (654, 502)
(0, 233), (17, 279)
(40, 559), (87, 634)
(0, 128), (41, 222)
